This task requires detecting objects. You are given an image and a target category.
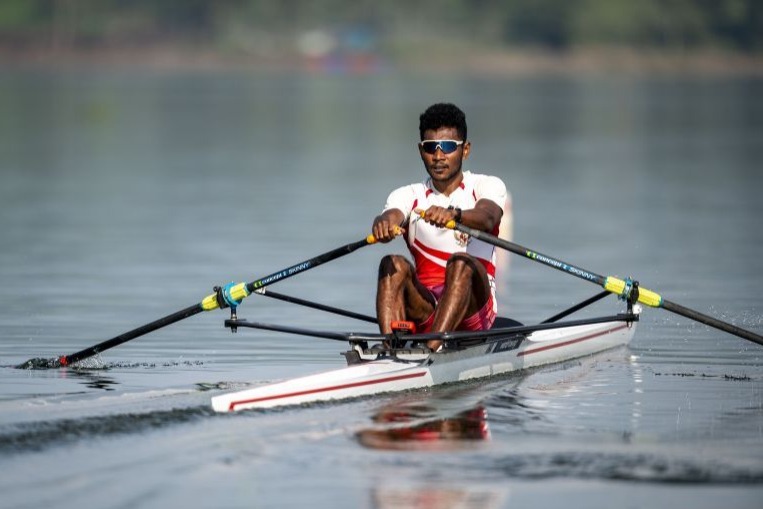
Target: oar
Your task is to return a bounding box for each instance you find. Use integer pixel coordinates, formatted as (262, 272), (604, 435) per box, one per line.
(447, 221), (763, 346)
(17, 236), (377, 369)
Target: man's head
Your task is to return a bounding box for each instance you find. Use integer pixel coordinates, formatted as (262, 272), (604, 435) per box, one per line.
(419, 103), (467, 141)
(418, 103), (470, 189)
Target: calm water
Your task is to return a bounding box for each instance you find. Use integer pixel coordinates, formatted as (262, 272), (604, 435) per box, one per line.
(0, 67), (762, 508)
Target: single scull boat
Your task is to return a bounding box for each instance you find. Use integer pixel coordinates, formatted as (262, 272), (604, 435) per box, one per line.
(21, 229), (758, 404)
(211, 297), (640, 412)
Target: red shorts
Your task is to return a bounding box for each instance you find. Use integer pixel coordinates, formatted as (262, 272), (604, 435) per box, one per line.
(416, 284), (497, 333)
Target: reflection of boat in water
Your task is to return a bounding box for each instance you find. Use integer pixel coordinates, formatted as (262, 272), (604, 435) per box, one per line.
(361, 395), (508, 507)
(357, 404), (490, 451)
(355, 384), (506, 451)
(371, 483), (508, 509)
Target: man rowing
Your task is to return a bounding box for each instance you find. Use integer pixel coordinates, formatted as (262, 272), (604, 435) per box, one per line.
(371, 103), (509, 351)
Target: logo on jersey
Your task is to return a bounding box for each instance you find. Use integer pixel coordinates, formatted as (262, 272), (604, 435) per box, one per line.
(454, 230), (471, 247)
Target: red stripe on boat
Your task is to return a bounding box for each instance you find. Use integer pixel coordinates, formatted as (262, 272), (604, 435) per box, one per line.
(518, 324), (629, 357)
(229, 371), (428, 411)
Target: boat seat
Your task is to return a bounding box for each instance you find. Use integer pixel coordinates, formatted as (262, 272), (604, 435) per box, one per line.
(447, 316), (524, 349)
(491, 316), (523, 329)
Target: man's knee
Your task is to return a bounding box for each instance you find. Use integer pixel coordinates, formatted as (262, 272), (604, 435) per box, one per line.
(445, 253), (480, 276)
(379, 254), (411, 279)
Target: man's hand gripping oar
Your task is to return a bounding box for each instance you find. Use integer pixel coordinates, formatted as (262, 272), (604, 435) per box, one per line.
(17, 236), (378, 369)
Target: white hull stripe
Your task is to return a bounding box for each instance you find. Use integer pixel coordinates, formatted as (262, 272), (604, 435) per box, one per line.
(227, 370), (428, 411)
(518, 324), (629, 357)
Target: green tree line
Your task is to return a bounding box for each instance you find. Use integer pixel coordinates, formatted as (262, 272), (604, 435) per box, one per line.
(0, 0), (760, 53)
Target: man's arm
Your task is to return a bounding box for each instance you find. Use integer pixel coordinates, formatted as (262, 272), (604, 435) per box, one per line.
(461, 198), (503, 232)
(418, 199), (502, 233)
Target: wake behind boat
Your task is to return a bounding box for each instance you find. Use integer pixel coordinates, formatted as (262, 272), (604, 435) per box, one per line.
(211, 298), (640, 412)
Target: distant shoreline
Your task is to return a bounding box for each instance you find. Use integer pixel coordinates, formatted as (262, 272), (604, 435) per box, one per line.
(2, 45), (762, 76)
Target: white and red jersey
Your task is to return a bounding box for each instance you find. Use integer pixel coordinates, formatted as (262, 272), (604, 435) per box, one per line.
(382, 171), (508, 309)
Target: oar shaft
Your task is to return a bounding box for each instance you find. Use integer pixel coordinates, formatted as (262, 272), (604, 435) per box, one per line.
(60, 304), (202, 366)
(54, 236), (375, 366)
(247, 237), (373, 293)
(450, 222), (763, 346)
(456, 222), (654, 306)
(455, 222), (659, 307)
(198, 237), (375, 312)
(453, 223), (607, 286)
(662, 299), (763, 346)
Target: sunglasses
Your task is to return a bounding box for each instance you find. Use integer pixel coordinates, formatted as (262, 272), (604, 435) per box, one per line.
(419, 139), (464, 154)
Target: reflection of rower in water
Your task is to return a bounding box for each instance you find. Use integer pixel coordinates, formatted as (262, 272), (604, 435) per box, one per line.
(356, 403), (490, 451)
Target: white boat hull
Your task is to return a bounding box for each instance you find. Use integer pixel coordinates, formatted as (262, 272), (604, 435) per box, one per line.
(211, 319), (636, 412)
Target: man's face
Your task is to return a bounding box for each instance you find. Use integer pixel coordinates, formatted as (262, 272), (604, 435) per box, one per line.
(419, 126), (471, 184)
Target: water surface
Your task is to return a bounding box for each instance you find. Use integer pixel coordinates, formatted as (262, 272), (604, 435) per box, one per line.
(0, 68), (761, 508)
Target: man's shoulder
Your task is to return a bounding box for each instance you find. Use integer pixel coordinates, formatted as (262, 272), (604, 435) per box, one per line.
(389, 179), (429, 195)
(384, 181), (429, 211)
(463, 171), (507, 191)
(463, 170), (504, 183)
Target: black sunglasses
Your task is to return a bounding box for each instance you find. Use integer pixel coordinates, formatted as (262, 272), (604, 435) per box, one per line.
(419, 139), (464, 155)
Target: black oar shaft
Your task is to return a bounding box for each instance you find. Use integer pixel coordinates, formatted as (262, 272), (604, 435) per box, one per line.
(51, 236), (375, 367)
(60, 304), (203, 366)
(452, 222), (763, 346)
(455, 223), (607, 286)
(245, 238), (372, 293)
(662, 299), (763, 346)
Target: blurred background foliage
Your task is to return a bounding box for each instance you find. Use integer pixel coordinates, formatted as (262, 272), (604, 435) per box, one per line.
(0, 0), (760, 54)
(0, 0), (763, 52)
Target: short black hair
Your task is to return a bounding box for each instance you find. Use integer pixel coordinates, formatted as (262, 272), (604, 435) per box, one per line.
(419, 103), (467, 141)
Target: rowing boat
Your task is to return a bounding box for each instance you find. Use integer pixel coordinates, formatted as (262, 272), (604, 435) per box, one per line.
(21, 227), (759, 405)
(210, 304), (640, 412)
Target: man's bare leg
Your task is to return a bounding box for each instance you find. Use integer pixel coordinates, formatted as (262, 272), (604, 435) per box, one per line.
(427, 254), (491, 351)
(376, 255), (435, 336)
